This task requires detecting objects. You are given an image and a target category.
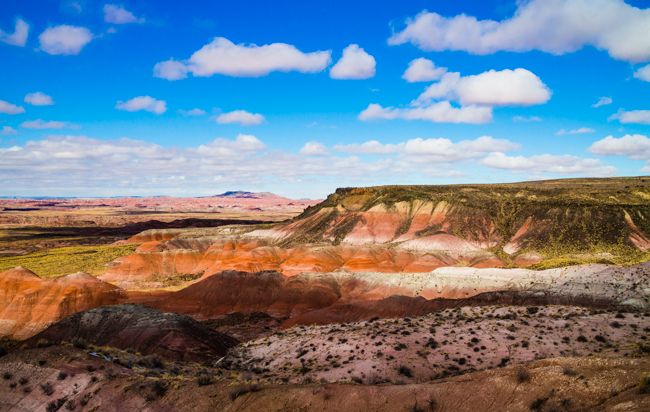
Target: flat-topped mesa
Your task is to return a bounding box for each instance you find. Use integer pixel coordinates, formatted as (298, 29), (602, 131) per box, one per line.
(249, 177), (650, 264)
(0, 267), (126, 339)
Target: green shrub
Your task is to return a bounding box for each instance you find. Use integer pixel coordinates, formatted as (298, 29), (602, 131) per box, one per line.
(197, 375), (212, 386)
(40, 382), (54, 396)
(397, 365), (413, 378)
(639, 375), (650, 394)
(515, 367), (531, 383)
(229, 384), (261, 401)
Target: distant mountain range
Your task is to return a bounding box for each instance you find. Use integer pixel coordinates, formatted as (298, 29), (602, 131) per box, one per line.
(0, 191), (283, 200)
(210, 191), (276, 199)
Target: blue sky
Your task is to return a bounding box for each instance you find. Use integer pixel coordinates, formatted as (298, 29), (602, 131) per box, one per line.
(1, 0), (649, 198)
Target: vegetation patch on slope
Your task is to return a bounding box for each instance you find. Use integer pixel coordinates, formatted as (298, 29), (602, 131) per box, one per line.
(0, 244), (137, 277)
(529, 245), (650, 270)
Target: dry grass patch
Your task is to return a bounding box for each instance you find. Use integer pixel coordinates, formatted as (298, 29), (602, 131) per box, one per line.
(0, 244), (137, 277)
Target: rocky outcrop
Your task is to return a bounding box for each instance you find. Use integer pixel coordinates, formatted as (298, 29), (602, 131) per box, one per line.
(0, 267), (125, 339)
(28, 304), (238, 361)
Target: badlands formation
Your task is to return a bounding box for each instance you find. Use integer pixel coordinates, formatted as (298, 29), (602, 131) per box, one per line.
(0, 191), (318, 257)
(0, 178), (649, 411)
(101, 177), (650, 290)
(0, 267), (123, 340)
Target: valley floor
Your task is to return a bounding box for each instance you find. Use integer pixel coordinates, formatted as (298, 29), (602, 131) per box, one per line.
(0, 327), (649, 411)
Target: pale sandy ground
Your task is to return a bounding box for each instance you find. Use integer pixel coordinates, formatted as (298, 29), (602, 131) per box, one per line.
(296, 262), (650, 306)
(228, 305), (650, 384)
(1, 345), (648, 411)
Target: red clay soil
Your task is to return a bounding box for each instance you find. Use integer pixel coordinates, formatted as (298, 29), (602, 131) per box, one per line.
(140, 269), (631, 327)
(0, 267), (124, 339)
(4, 262), (649, 341)
(100, 238), (504, 289)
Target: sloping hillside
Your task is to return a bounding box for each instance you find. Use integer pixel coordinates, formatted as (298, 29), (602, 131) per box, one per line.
(0, 267), (125, 339)
(28, 304), (238, 361)
(252, 177), (650, 266)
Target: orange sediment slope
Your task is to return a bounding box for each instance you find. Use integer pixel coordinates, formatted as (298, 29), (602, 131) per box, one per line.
(99, 235), (505, 289)
(0, 267), (125, 339)
(2, 261), (649, 340)
(142, 264), (650, 325)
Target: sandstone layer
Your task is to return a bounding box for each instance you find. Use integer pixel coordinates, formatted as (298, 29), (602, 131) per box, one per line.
(100, 236), (499, 289)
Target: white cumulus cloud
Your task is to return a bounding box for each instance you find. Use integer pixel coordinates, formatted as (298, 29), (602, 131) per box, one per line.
(403, 136), (519, 162)
(0, 134), (619, 196)
(330, 44), (376, 79)
(359, 102), (492, 124)
(336, 135), (518, 163)
(195, 134), (266, 156)
(361, 66), (549, 124)
(39, 25), (93, 55)
(592, 96), (613, 108)
(609, 109), (650, 124)
(482, 152), (615, 176)
(416, 69), (551, 107)
(334, 140), (402, 154)
(103, 4), (144, 24)
(555, 127), (595, 135)
(178, 108), (206, 116)
(154, 59), (188, 80)
(215, 110), (264, 125)
(389, 0), (650, 63)
(0, 100), (25, 115)
(24, 92), (54, 106)
(589, 134), (650, 160)
(634, 64), (650, 82)
(0, 18), (29, 47)
(402, 58), (447, 82)
(300, 141), (329, 156)
(0, 135), (392, 195)
(21, 119), (78, 129)
(154, 37), (331, 79)
(1, 126), (17, 135)
(116, 96), (166, 114)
